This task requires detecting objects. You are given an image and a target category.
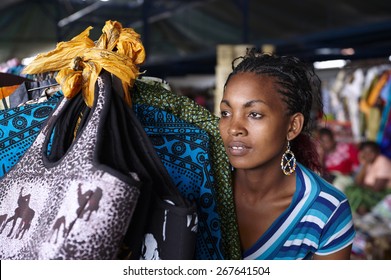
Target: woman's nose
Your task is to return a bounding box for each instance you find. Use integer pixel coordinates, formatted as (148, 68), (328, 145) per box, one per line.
(228, 119), (246, 136)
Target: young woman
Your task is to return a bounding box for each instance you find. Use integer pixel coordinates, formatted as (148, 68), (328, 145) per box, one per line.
(219, 49), (355, 260)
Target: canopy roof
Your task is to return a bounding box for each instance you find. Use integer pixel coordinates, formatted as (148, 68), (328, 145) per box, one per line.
(1, 0), (390, 76)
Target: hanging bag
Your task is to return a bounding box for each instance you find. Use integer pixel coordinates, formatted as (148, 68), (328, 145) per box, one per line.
(105, 76), (198, 260)
(0, 72), (140, 259)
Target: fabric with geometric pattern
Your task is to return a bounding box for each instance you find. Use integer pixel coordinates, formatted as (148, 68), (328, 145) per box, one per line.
(132, 78), (241, 259)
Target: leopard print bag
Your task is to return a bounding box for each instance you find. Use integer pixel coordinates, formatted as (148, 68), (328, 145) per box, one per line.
(0, 72), (140, 259)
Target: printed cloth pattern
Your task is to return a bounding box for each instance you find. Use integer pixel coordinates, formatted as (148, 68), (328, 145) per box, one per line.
(132, 79), (241, 260)
(0, 75), (140, 259)
(0, 91), (63, 178)
(134, 104), (220, 259)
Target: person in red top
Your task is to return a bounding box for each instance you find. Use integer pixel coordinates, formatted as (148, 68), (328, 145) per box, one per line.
(317, 127), (360, 191)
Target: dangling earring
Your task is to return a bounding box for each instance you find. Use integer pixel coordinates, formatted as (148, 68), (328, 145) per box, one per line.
(281, 141), (296, 175)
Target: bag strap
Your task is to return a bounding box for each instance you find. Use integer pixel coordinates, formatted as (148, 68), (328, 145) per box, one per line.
(36, 71), (112, 169)
(45, 93), (88, 162)
(103, 76), (194, 259)
(117, 88), (188, 205)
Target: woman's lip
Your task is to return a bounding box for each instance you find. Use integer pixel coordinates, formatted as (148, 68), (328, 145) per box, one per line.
(228, 141), (250, 149)
(227, 142), (251, 156)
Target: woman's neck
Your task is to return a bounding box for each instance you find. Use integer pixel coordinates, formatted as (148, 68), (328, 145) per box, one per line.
(233, 166), (296, 203)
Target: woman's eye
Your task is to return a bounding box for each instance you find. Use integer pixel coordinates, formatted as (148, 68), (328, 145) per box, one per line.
(220, 111), (230, 117)
(249, 112), (262, 119)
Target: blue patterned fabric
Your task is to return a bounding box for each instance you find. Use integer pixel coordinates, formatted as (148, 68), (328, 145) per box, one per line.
(0, 92), (62, 178)
(133, 104), (223, 259)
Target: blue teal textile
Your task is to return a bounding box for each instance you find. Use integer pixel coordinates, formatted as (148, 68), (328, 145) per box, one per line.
(132, 78), (241, 260)
(133, 104), (223, 259)
(0, 92), (62, 178)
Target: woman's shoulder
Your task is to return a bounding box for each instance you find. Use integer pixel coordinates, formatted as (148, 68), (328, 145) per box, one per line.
(376, 154), (391, 165)
(298, 163), (349, 204)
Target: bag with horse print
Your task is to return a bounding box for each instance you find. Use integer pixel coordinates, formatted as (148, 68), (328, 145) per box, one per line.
(0, 72), (141, 259)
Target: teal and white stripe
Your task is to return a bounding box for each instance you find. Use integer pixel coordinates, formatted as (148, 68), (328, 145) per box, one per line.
(244, 163), (356, 260)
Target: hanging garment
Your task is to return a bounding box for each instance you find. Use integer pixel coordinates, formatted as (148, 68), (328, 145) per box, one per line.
(377, 74), (391, 157)
(132, 77), (241, 260)
(379, 80), (391, 158)
(359, 67), (390, 138)
(329, 70), (349, 122)
(0, 91), (63, 178)
(0, 72), (32, 88)
(0, 74), (55, 109)
(340, 68), (365, 142)
(0, 85), (19, 110)
(367, 107), (382, 141)
(8, 79), (58, 108)
(0, 73), (140, 259)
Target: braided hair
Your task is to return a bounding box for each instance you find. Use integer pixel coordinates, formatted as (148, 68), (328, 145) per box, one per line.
(224, 49), (323, 173)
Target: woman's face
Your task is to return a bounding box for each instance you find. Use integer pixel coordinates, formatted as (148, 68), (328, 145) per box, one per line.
(359, 146), (377, 164)
(219, 72), (292, 171)
(318, 133), (335, 153)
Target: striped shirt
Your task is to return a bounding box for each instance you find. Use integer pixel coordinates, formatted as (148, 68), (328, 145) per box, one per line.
(243, 163), (356, 260)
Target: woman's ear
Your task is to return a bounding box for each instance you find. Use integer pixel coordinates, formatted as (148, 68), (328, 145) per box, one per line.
(287, 113), (304, 141)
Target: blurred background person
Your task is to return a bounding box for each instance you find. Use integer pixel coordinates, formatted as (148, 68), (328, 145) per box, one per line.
(317, 127), (360, 191)
(345, 141), (391, 214)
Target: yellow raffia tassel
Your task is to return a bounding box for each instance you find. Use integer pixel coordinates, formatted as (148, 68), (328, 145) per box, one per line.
(116, 26), (146, 106)
(22, 20), (146, 107)
(55, 67), (83, 100)
(95, 20), (122, 51)
(23, 27), (95, 74)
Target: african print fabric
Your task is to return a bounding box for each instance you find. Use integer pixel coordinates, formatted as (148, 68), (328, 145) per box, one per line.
(0, 92), (62, 178)
(132, 78), (241, 260)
